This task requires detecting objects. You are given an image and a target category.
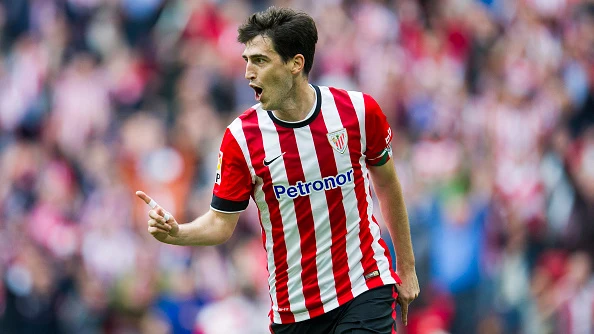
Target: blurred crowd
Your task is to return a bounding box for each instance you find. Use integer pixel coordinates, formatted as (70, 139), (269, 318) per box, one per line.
(0, 0), (593, 333)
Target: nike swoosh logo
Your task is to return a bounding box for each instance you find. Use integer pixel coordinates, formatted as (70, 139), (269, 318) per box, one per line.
(263, 152), (285, 166)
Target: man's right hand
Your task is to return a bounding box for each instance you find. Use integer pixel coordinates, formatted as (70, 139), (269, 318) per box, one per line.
(136, 191), (180, 242)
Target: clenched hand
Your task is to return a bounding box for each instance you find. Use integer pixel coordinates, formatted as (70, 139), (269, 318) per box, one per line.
(396, 268), (420, 326)
(136, 191), (179, 241)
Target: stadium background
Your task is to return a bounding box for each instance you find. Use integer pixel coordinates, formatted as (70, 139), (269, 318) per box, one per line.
(0, 0), (593, 333)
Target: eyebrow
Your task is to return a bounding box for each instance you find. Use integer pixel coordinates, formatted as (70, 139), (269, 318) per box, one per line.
(242, 53), (270, 60)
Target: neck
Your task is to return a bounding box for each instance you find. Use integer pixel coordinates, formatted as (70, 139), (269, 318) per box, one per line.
(272, 78), (315, 122)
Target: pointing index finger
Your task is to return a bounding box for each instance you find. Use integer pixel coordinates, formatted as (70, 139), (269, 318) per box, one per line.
(136, 191), (170, 220)
(136, 191), (155, 207)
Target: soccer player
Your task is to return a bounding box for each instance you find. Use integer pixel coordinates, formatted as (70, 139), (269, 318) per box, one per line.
(137, 6), (419, 333)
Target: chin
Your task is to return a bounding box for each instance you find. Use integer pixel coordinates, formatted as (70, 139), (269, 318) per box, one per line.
(260, 101), (274, 111)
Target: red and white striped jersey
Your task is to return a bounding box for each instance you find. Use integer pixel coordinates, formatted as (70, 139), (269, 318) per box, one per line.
(211, 85), (402, 324)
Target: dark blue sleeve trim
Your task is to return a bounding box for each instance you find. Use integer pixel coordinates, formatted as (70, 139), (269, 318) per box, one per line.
(210, 194), (249, 213)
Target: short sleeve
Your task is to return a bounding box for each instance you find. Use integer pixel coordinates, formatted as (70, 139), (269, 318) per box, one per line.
(211, 129), (252, 213)
(364, 94), (393, 166)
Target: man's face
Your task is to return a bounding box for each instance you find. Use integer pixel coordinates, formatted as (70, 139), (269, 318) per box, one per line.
(242, 35), (294, 111)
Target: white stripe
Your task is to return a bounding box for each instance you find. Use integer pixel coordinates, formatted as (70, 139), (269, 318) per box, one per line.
(348, 91), (367, 155)
(228, 118), (256, 183)
(349, 91), (397, 286)
(319, 87), (364, 299)
(293, 124), (337, 313)
(256, 108), (307, 321)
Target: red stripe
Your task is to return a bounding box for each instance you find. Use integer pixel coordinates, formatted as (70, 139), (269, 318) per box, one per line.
(241, 110), (295, 323)
(309, 112), (354, 305)
(392, 285), (398, 334)
(274, 123), (324, 318)
(330, 87), (381, 290)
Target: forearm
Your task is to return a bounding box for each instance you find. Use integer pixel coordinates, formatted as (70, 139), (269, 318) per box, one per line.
(370, 163), (416, 271)
(162, 210), (235, 246)
(376, 182), (416, 271)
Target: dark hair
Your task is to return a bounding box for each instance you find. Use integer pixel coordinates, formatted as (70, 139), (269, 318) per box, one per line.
(237, 7), (318, 76)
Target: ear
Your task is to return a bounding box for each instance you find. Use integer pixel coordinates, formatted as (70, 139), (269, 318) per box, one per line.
(290, 54), (305, 75)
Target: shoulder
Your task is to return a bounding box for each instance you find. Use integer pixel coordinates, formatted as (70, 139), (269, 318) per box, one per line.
(320, 85), (379, 113)
(320, 85), (373, 101)
(238, 104), (261, 121)
(226, 105), (261, 131)
(319, 85), (353, 96)
(320, 85), (366, 95)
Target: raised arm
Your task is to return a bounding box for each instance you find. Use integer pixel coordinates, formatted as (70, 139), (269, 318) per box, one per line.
(136, 191), (240, 246)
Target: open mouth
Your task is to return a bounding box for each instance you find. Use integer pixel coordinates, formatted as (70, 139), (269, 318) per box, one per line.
(251, 85), (263, 101)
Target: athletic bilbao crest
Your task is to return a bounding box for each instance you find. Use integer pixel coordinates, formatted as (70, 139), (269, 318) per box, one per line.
(327, 129), (348, 154)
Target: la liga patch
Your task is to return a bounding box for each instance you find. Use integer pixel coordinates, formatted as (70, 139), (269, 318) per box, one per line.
(215, 151), (222, 185)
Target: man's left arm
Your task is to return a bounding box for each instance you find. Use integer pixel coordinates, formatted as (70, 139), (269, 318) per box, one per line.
(369, 161), (420, 326)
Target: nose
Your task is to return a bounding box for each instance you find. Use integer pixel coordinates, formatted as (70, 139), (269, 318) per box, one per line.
(245, 62), (256, 81)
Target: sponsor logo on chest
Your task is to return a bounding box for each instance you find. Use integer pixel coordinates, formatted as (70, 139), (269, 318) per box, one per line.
(273, 169), (354, 200)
